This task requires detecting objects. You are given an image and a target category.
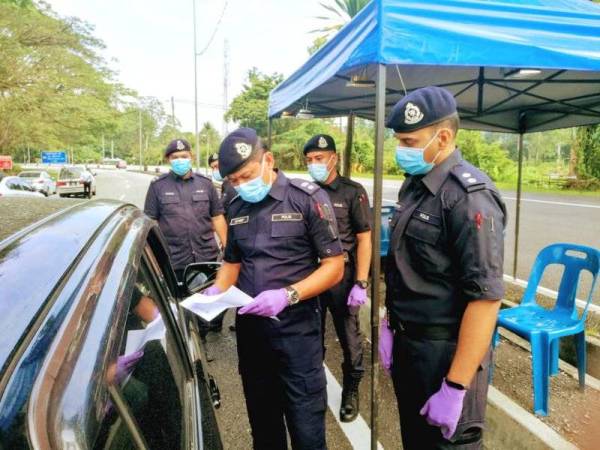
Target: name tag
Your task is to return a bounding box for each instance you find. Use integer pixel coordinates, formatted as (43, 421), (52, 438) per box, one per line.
(230, 216), (249, 226)
(412, 209), (441, 226)
(333, 202), (345, 208)
(165, 192), (176, 196)
(195, 189), (205, 193)
(272, 213), (303, 222)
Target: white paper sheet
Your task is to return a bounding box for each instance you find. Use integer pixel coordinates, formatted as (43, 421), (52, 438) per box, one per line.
(180, 286), (254, 321)
(124, 315), (166, 355)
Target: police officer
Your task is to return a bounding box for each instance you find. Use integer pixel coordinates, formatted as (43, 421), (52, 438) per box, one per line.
(378, 87), (506, 449)
(208, 152), (236, 212)
(209, 127), (344, 449)
(303, 134), (371, 422)
(144, 138), (227, 280)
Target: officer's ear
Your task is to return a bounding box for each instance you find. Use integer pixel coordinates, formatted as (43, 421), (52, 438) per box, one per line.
(264, 151), (275, 169)
(437, 128), (454, 150)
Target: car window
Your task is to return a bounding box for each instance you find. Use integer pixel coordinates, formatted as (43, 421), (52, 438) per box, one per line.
(20, 180), (34, 191)
(6, 179), (21, 190)
(19, 172), (40, 178)
(93, 264), (185, 450)
(59, 167), (82, 179)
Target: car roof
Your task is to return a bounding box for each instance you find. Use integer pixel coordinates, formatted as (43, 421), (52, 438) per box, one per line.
(0, 200), (133, 372)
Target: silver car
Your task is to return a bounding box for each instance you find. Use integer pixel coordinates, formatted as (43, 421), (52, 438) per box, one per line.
(57, 166), (96, 198)
(0, 176), (45, 198)
(18, 170), (56, 196)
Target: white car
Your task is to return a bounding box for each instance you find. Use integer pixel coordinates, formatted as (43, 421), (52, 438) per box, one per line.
(0, 176), (45, 198)
(18, 170), (56, 196)
(57, 166), (97, 198)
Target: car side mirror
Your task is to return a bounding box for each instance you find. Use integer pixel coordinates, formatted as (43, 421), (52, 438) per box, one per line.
(183, 262), (222, 294)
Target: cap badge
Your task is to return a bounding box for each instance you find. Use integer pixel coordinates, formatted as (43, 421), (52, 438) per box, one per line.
(318, 136), (328, 148)
(235, 142), (252, 159)
(176, 140), (185, 150)
(212, 153), (218, 159)
(404, 102), (424, 125)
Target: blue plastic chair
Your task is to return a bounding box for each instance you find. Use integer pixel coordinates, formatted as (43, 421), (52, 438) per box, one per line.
(493, 243), (600, 416)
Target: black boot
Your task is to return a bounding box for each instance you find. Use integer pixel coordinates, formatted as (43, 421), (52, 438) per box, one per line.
(340, 378), (360, 422)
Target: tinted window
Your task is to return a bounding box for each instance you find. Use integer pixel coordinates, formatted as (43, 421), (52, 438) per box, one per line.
(59, 167), (83, 179)
(6, 179), (21, 190)
(19, 172), (40, 178)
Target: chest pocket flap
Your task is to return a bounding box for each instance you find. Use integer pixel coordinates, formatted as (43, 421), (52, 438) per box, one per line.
(405, 209), (442, 245)
(192, 192), (209, 201)
(271, 213), (305, 237)
(160, 194), (180, 205)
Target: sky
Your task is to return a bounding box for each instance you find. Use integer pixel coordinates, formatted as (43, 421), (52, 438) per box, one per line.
(47, 0), (332, 136)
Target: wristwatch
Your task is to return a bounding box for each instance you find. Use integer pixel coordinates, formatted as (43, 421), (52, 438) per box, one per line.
(284, 286), (300, 306)
(355, 279), (370, 289)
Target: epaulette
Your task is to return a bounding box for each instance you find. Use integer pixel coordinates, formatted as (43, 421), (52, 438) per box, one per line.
(289, 178), (320, 195)
(151, 172), (170, 183)
(450, 164), (488, 193)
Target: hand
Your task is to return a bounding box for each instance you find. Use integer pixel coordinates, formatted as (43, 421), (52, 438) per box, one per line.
(115, 350), (144, 384)
(379, 317), (394, 375)
(420, 379), (466, 440)
(202, 285), (222, 296)
(347, 285), (368, 307)
(238, 288), (288, 317)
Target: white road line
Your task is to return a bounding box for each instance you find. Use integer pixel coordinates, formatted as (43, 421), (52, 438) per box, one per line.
(324, 365), (384, 450)
(503, 196), (600, 209)
(119, 194), (125, 200)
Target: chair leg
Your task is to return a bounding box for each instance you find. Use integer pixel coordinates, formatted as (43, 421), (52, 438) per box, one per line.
(550, 338), (559, 376)
(575, 331), (587, 390)
(530, 333), (549, 416)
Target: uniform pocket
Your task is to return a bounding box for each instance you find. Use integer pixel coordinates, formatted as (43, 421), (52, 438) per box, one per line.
(405, 218), (441, 245)
(160, 195), (181, 215)
(303, 371), (327, 394)
(192, 192), (209, 214)
(271, 221), (305, 238)
(232, 222), (249, 240)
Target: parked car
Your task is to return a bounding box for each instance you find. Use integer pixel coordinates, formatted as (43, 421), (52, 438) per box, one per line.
(116, 159), (127, 169)
(0, 176), (45, 198)
(18, 171), (56, 196)
(56, 166), (96, 198)
(0, 200), (223, 449)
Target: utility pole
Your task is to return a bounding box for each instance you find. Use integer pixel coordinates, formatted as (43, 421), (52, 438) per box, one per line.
(192, 0), (201, 172)
(171, 96), (176, 138)
(138, 107), (143, 169)
(111, 140), (114, 160)
(102, 134), (106, 159)
(223, 38), (230, 136)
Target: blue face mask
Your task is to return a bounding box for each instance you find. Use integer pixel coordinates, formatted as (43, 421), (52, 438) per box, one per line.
(212, 169), (223, 182)
(307, 156), (334, 183)
(171, 158), (192, 176)
(234, 156), (272, 203)
(395, 131), (441, 176)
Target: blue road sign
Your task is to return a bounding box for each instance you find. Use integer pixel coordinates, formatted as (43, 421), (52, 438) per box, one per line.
(41, 151), (67, 164)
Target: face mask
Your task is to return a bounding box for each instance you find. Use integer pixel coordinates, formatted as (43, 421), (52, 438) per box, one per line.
(395, 131), (441, 176)
(234, 156), (272, 203)
(307, 155), (334, 183)
(212, 169), (223, 182)
(171, 158), (192, 176)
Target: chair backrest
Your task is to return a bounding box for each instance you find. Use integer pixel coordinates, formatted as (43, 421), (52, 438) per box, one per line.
(521, 243), (600, 320)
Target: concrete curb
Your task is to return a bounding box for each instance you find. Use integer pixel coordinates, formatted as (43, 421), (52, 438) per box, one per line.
(486, 386), (577, 450)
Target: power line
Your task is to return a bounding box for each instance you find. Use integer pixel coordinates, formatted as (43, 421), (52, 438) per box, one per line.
(197, 1), (228, 57)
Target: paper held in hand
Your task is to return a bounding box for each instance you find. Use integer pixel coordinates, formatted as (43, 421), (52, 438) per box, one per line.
(180, 286), (254, 322)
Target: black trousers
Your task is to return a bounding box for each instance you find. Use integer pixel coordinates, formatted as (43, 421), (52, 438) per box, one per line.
(319, 262), (364, 381)
(236, 300), (327, 450)
(83, 181), (91, 196)
(392, 332), (492, 450)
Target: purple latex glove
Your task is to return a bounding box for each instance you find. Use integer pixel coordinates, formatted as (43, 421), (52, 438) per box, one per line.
(420, 379), (467, 440)
(115, 350), (144, 384)
(347, 285), (368, 307)
(238, 288), (288, 317)
(379, 317), (394, 375)
(202, 285), (222, 296)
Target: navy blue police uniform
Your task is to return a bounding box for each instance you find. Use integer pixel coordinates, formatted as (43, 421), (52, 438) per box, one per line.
(220, 128), (343, 450)
(384, 88), (506, 449)
(303, 134), (371, 419)
(209, 152), (237, 213)
(144, 139), (224, 277)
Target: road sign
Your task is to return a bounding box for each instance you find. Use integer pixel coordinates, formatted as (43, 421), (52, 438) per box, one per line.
(41, 151), (67, 164)
(0, 155), (12, 170)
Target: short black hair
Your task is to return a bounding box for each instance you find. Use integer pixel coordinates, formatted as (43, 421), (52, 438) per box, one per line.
(436, 113), (460, 137)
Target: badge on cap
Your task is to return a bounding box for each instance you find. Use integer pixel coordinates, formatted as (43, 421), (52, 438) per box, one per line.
(235, 142), (252, 158)
(176, 140), (185, 150)
(212, 153), (218, 159)
(404, 102), (424, 125)
(318, 136), (328, 148)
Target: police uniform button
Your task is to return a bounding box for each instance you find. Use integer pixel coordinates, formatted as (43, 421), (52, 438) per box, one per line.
(462, 172), (472, 178)
(326, 249), (331, 254)
(483, 286), (489, 291)
(468, 178), (477, 184)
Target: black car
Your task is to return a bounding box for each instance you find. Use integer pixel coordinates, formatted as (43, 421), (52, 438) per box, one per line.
(0, 200), (223, 449)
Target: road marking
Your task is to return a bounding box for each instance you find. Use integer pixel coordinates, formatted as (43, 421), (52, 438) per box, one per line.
(324, 365), (384, 450)
(119, 194), (125, 200)
(503, 196), (600, 209)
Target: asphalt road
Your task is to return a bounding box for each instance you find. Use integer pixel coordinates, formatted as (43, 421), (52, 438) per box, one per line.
(96, 168), (600, 303)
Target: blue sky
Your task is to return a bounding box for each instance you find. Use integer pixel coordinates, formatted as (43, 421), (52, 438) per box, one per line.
(48, 0), (332, 134)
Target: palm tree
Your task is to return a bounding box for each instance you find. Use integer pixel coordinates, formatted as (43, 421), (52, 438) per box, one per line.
(313, 0), (371, 38)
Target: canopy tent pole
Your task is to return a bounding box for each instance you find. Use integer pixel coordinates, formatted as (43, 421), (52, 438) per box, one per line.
(512, 132), (524, 279)
(370, 63), (386, 450)
(343, 113), (355, 177)
(267, 118), (273, 149)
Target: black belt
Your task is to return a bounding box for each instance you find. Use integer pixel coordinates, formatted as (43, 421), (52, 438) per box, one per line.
(393, 321), (459, 340)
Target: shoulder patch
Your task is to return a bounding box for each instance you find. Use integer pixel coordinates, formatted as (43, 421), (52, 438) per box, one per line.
(450, 164), (487, 193)
(290, 178), (320, 195)
(151, 173), (170, 183)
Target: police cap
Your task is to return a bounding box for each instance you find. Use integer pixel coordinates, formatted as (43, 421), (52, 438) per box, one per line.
(303, 134), (336, 155)
(385, 86), (457, 133)
(208, 152), (219, 166)
(218, 128), (261, 177)
(165, 138), (192, 158)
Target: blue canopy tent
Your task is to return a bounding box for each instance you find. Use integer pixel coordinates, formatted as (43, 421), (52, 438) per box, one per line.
(268, 0), (600, 446)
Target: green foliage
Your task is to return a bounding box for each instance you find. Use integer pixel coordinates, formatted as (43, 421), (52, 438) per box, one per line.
(575, 125), (600, 180)
(225, 68), (284, 137)
(457, 130), (515, 182)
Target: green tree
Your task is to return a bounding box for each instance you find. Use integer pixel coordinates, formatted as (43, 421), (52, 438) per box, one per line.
(310, 0), (370, 53)
(575, 125), (600, 180)
(457, 130), (515, 182)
